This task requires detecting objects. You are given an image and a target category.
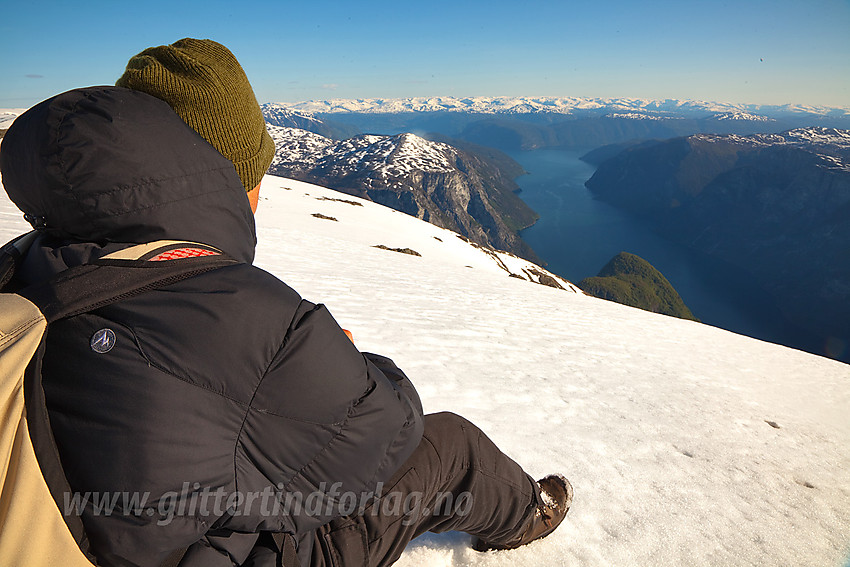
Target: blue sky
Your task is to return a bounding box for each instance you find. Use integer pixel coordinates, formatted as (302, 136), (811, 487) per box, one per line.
(1, 0), (848, 109)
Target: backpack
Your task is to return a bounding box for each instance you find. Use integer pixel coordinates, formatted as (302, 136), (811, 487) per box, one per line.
(0, 234), (239, 566)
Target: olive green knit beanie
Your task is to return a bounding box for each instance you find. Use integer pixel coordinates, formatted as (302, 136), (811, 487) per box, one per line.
(116, 38), (274, 192)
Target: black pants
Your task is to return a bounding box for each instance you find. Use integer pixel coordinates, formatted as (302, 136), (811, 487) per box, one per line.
(307, 412), (541, 567)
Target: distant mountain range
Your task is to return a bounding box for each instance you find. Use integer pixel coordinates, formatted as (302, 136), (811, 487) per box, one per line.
(262, 98), (850, 152)
(585, 127), (850, 359)
(272, 96), (850, 120)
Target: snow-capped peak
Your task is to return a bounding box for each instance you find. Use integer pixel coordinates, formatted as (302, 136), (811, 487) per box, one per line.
(710, 111), (774, 122)
(781, 126), (850, 147)
(267, 126), (458, 177)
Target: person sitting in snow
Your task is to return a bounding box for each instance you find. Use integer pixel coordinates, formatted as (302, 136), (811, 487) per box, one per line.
(0, 38), (571, 567)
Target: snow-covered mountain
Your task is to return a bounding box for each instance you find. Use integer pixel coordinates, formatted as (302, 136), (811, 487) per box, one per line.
(267, 126), (458, 177)
(262, 105), (322, 129)
(261, 104), (356, 140)
(597, 111), (775, 123)
(265, 125), (539, 260)
(274, 96), (850, 119)
(1, 172), (848, 566)
(602, 112), (677, 121)
(266, 124), (339, 171)
(710, 111), (776, 122)
(694, 126), (850, 148)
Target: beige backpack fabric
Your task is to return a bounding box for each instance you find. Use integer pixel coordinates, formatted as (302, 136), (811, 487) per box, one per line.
(0, 292), (95, 566)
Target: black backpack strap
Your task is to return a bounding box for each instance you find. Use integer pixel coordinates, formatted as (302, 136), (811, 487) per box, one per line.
(159, 547), (188, 567)
(18, 241), (238, 566)
(0, 231), (39, 290)
(19, 241), (237, 323)
(271, 532), (300, 567)
(23, 338), (98, 561)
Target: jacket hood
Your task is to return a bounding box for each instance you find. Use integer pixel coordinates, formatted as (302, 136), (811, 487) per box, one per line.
(0, 86), (256, 264)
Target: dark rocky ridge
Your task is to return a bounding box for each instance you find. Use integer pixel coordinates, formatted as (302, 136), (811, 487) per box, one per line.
(585, 128), (850, 360)
(298, 111), (807, 152)
(457, 115), (792, 150)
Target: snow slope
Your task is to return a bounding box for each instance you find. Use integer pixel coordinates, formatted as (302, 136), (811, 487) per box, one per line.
(248, 177), (578, 290)
(0, 174), (848, 566)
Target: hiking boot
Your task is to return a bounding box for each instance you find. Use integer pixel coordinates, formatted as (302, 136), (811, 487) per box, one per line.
(472, 474), (573, 551)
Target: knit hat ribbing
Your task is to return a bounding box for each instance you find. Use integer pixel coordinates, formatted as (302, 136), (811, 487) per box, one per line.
(116, 38), (274, 192)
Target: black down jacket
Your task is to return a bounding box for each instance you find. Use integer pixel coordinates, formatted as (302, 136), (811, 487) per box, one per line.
(0, 87), (424, 567)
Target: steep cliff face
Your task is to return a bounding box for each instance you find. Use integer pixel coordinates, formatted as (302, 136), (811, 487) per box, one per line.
(585, 128), (850, 353)
(266, 126), (540, 260)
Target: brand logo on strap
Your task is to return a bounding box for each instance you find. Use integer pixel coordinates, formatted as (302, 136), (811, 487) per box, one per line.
(91, 329), (116, 353)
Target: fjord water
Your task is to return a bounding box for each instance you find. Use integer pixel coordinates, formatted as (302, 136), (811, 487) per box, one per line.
(509, 148), (813, 353)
